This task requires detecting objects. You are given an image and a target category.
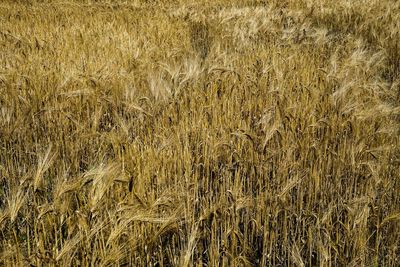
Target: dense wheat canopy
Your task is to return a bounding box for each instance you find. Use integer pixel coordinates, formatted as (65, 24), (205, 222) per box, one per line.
(0, 0), (399, 266)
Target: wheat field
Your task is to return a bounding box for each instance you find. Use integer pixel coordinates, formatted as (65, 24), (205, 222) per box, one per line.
(0, 0), (399, 266)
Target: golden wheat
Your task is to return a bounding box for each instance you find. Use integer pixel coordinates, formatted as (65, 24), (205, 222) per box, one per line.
(0, 0), (399, 266)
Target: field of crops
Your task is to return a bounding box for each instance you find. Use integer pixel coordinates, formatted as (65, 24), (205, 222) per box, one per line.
(0, 0), (399, 266)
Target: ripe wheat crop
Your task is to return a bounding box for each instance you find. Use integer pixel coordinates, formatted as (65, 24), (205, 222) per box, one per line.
(0, 0), (399, 266)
